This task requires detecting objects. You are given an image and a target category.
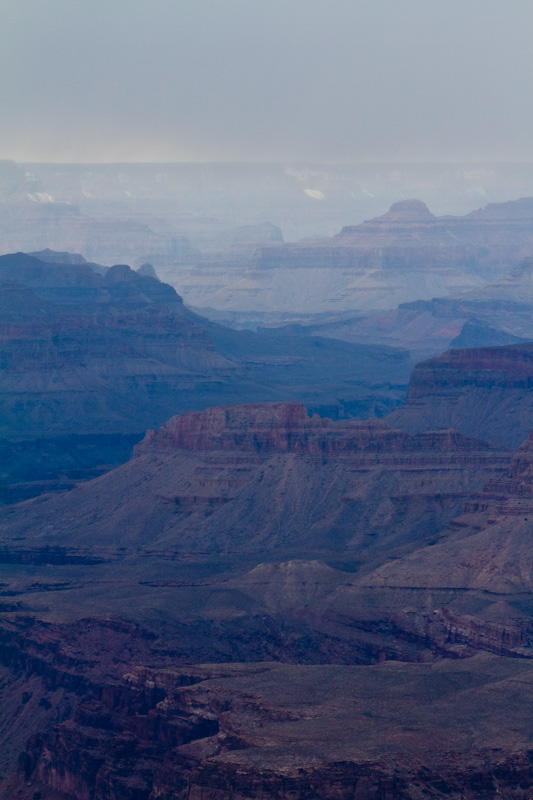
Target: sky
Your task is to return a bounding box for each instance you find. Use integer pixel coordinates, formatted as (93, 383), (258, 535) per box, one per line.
(1, 0), (533, 163)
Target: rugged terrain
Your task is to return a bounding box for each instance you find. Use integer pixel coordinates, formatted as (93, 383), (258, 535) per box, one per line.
(3, 194), (533, 797)
(0, 252), (411, 501)
(171, 198), (533, 317)
(1, 396), (533, 797)
(274, 256), (533, 360)
(388, 342), (533, 447)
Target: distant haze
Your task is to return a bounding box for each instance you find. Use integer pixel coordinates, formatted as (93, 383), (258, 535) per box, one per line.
(1, 0), (533, 163)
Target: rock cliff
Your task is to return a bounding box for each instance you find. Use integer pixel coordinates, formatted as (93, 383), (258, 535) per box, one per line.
(0, 403), (508, 558)
(7, 633), (533, 800)
(1, 400), (533, 797)
(387, 342), (533, 447)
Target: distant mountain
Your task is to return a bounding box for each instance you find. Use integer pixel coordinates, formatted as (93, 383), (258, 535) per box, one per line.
(265, 255), (533, 359)
(171, 198), (533, 316)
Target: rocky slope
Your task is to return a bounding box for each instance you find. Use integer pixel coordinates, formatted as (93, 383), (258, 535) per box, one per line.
(261, 255), (533, 362)
(364, 432), (533, 594)
(8, 649), (533, 800)
(2, 400), (533, 797)
(0, 403), (509, 559)
(388, 342), (533, 447)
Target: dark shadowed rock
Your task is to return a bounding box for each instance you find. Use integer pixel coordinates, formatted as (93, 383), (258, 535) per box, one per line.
(0, 252), (412, 500)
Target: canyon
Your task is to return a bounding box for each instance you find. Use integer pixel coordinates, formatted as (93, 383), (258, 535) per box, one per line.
(0, 251), (411, 502)
(1, 379), (533, 797)
(3, 187), (533, 797)
(166, 198), (533, 318)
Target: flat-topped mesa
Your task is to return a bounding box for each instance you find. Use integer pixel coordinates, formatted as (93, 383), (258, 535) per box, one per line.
(135, 401), (496, 457)
(406, 343), (533, 396)
(253, 196), (533, 275)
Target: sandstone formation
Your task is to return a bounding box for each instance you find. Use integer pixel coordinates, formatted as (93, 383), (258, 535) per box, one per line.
(5, 167), (533, 798)
(363, 432), (533, 592)
(0, 403), (508, 559)
(8, 647), (533, 800)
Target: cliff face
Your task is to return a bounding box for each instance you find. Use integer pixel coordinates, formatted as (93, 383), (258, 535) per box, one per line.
(387, 343), (533, 448)
(137, 401), (493, 456)
(259, 198), (533, 273)
(364, 428), (533, 592)
(0, 253), (235, 439)
(1, 400), (533, 798)
(0, 403), (509, 558)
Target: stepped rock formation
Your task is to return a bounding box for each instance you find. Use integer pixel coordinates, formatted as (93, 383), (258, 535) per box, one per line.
(2, 401), (533, 797)
(9, 650), (533, 800)
(364, 433), (533, 594)
(256, 197), (533, 274)
(171, 198), (533, 315)
(0, 403), (509, 558)
(388, 342), (533, 447)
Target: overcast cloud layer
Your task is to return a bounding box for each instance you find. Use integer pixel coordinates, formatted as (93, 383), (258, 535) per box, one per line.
(1, 0), (533, 163)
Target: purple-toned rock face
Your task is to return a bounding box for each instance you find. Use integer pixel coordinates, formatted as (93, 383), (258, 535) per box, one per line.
(387, 342), (533, 447)
(137, 401), (493, 458)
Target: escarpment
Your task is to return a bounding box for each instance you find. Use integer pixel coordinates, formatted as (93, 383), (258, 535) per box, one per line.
(2, 314), (533, 797)
(174, 197), (533, 315)
(388, 342), (533, 448)
(11, 644), (533, 800)
(0, 403), (510, 557)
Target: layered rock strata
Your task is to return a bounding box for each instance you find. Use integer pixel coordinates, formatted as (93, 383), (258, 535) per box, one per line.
(7, 640), (533, 800)
(171, 198), (533, 314)
(0, 403), (510, 558)
(388, 342), (533, 447)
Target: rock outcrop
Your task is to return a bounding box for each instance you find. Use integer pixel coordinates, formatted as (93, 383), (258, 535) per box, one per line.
(387, 342), (533, 447)
(0, 403), (509, 558)
(7, 635), (533, 800)
(1, 400), (533, 797)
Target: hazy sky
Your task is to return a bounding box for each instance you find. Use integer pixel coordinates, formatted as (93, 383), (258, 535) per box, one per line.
(2, 0), (533, 163)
